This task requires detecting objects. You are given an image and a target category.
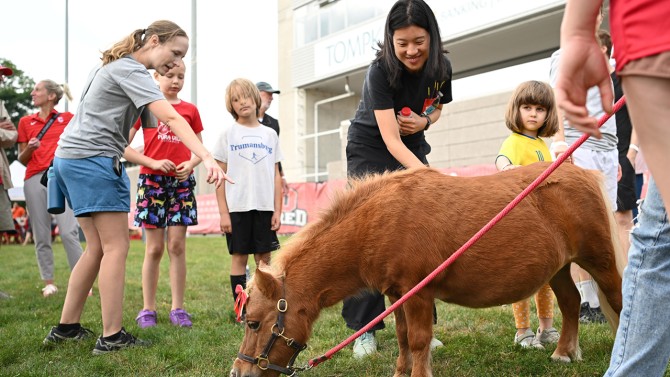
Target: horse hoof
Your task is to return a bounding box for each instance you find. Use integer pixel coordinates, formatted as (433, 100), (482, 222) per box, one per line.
(551, 354), (572, 363)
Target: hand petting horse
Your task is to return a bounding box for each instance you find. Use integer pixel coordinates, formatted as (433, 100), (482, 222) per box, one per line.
(231, 162), (624, 377)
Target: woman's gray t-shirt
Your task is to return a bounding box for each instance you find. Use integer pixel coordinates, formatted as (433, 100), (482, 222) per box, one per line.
(56, 55), (165, 159)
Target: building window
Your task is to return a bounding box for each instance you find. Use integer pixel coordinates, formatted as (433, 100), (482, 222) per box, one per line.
(294, 0), (394, 48)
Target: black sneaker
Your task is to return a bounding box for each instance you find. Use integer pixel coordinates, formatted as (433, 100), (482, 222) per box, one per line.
(43, 326), (95, 346)
(589, 306), (607, 324)
(579, 302), (592, 324)
(92, 328), (150, 355)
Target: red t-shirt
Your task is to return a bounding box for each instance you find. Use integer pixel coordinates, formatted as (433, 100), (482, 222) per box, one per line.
(611, 0), (670, 71)
(17, 110), (74, 180)
(133, 100), (204, 176)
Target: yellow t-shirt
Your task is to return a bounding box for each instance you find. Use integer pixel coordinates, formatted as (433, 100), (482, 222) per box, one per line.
(497, 132), (552, 166)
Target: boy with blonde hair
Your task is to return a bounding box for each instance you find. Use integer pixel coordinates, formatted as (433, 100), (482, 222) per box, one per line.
(213, 78), (283, 308)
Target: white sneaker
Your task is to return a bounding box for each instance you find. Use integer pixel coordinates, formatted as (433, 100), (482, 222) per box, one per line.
(353, 331), (377, 359)
(536, 327), (560, 345)
(430, 337), (444, 350)
(514, 328), (544, 349)
(42, 284), (58, 297)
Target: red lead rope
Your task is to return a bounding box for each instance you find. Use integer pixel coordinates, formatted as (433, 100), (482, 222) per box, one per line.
(308, 96), (627, 369)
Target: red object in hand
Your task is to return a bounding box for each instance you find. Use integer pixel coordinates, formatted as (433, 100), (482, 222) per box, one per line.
(400, 107), (411, 117)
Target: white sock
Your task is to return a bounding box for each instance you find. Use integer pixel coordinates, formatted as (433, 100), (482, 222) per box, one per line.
(576, 281), (586, 304)
(582, 280), (600, 308)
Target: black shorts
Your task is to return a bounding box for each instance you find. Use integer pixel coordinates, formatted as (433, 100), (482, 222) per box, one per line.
(225, 210), (280, 255)
(616, 154), (637, 211)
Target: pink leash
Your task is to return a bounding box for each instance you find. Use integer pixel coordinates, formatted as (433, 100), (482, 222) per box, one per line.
(308, 96), (627, 369)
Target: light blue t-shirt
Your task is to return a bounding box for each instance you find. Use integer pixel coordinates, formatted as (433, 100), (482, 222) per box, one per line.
(549, 49), (618, 151)
(56, 56), (165, 159)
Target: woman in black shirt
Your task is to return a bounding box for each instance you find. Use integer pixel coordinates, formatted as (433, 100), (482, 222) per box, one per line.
(344, 0), (453, 358)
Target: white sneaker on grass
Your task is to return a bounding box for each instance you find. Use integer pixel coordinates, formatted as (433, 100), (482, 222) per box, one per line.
(514, 328), (544, 349)
(430, 337), (444, 350)
(536, 327), (560, 345)
(42, 284), (58, 297)
(353, 331), (377, 359)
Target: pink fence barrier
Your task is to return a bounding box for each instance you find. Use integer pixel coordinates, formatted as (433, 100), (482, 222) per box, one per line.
(128, 165), (499, 235)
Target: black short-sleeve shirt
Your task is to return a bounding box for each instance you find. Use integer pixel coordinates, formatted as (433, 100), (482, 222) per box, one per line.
(348, 55), (453, 149)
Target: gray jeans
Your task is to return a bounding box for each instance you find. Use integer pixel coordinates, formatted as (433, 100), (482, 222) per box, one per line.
(24, 173), (83, 281)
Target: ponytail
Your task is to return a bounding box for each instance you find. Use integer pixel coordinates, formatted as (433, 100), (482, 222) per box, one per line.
(61, 83), (73, 102)
(40, 79), (71, 105)
(100, 20), (187, 66)
(101, 29), (145, 65)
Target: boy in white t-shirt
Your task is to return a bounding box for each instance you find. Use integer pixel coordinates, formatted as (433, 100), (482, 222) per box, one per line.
(212, 78), (283, 310)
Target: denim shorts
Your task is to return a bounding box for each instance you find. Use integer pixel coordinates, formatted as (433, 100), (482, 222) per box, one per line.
(53, 156), (130, 217)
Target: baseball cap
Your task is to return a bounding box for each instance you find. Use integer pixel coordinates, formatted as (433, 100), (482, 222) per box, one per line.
(0, 65), (13, 77)
(256, 81), (280, 94)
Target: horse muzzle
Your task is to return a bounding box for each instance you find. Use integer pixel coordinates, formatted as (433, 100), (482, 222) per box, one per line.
(230, 363), (263, 377)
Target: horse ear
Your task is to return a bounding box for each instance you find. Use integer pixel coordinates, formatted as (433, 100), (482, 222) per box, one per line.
(254, 267), (282, 300)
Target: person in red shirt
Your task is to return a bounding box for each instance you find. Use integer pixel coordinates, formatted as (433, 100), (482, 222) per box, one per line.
(125, 64), (203, 329)
(12, 202), (25, 220)
(17, 80), (83, 297)
(0, 65), (18, 234)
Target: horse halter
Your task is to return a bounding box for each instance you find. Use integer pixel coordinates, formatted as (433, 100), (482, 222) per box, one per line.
(236, 280), (309, 376)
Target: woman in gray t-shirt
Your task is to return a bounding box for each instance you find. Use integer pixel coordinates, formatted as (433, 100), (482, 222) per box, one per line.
(43, 20), (230, 355)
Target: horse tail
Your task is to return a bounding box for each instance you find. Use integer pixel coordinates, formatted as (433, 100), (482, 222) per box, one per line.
(590, 170), (625, 333)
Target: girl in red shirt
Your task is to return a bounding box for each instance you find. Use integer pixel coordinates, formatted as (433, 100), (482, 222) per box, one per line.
(125, 64), (203, 329)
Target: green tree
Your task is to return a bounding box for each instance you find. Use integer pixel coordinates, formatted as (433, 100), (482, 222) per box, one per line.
(0, 58), (36, 163)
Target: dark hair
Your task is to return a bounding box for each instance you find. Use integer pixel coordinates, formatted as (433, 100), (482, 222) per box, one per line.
(101, 20), (187, 65)
(505, 81), (559, 138)
(597, 29), (612, 58)
(375, 0), (448, 89)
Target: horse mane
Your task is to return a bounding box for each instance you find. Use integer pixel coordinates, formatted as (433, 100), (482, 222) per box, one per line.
(272, 169), (422, 274)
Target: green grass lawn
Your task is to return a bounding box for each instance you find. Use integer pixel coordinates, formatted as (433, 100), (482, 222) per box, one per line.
(0, 236), (653, 376)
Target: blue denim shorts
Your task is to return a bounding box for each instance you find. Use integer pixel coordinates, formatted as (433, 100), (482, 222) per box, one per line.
(53, 156), (130, 217)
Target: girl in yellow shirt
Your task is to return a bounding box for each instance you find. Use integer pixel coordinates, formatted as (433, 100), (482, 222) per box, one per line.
(496, 81), (561, 349)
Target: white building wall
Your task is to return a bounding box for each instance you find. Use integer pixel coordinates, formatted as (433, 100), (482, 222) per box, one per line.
(271, 0), (572, 184)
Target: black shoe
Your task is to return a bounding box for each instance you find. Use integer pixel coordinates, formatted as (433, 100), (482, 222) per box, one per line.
(578, 302), (592, 324)
(92, 328), (150, 355)
(43, 326), (95, 346)
(589, 306), (607, 324)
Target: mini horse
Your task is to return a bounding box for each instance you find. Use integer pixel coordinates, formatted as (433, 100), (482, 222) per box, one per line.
(231, 163), (624, 377)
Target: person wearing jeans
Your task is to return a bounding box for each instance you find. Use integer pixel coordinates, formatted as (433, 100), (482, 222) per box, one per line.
(605, 177), (670, 376)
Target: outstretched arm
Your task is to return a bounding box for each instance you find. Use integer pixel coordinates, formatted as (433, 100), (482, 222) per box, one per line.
(175, 132), (204, 181)
(147, 99), (232, 187)
(123, 127), (177, 173)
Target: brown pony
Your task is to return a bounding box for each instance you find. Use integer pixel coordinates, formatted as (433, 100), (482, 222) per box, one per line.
(231, 162), (624, 377)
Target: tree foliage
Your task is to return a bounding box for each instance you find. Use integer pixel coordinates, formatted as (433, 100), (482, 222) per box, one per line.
(0, 58), (36, 163)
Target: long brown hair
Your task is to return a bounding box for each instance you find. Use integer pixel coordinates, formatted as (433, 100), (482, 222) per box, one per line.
(505, 80), (559, 138)
(101, 20), (187, 65)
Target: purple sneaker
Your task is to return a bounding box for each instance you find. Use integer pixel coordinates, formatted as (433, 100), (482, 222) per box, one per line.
(169, 309), (192, 327)
(135, 310), (157, 328)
